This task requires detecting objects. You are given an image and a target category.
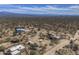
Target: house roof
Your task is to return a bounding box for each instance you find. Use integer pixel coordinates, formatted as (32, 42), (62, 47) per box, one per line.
(8, 44), (25, 55)
(11, 50), (20, 55)
(9, 45), (25, 52)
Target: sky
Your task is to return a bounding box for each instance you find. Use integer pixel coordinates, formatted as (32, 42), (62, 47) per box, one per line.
(0, 4), (79, 15)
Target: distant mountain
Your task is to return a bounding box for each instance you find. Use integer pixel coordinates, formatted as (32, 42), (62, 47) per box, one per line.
(0, 11), (79, 17)
(0, 12), (31, 17)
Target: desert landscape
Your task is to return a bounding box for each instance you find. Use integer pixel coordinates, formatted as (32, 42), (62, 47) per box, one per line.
(0, 4), (79, 55)
(0, 16), (79, 55)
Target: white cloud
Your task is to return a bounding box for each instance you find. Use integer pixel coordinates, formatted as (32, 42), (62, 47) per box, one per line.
(69, 5), (79, 10)
(70, 6), (79, 8)
(19, 5), (70, 11)
(0, 5), (79, 15)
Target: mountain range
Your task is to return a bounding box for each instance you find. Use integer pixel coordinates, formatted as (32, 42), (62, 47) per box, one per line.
(0, 11), (79, 17)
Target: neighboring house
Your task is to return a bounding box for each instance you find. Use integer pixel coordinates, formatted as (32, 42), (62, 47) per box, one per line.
(15, 27), (25, 33)
(15, 27), (30, 34)
(4, 44), (25, 55)
(48, 34), (60, 40)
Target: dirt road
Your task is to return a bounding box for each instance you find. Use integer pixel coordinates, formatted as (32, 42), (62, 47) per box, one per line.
(43, 32), (78, 55)
(30, 31), (40, 43)
(43, 40), (70, 55)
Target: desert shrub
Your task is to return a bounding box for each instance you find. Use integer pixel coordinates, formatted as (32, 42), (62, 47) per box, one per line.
(5, 37), (11, 42)
(29, 43), (38, 50)
(0, 46), (5, 51)
(30, 50), (37, 55)
(55, 49), (75, 55)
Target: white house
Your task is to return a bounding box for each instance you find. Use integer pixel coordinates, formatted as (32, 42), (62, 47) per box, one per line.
(4, 44), (25, 55)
